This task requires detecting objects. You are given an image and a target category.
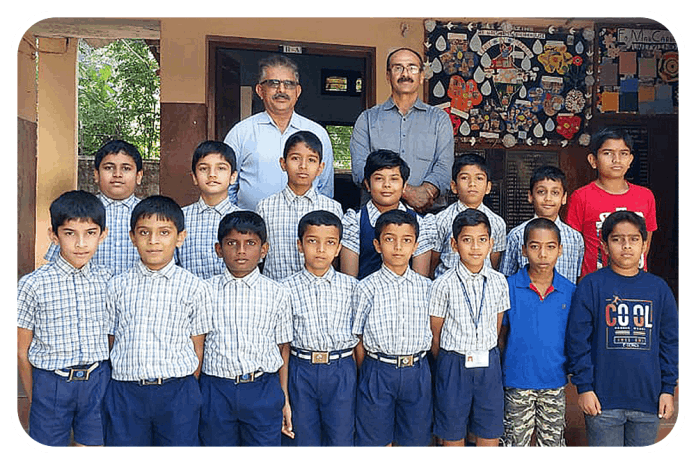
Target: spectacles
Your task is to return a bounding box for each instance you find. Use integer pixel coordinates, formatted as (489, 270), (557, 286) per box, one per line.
(390, 64), (422, 75)
(260, 79), (299, 89)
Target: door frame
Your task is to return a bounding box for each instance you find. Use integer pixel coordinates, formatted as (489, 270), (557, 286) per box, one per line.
(206, 35), (377, 140)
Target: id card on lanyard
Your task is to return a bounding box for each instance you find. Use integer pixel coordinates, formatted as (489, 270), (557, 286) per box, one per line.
(460, 277), (489, 368)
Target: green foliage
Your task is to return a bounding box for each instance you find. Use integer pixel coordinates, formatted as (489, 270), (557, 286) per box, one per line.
(327, 125), (353, 170)
(78, 39), (160, 159)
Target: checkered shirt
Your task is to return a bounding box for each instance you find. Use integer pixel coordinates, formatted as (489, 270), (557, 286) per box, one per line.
(106, 259), (213, 381)
(282, 267), (359, 352)
(352, 265), (433, 355)
(499, 216), (585, 284)
(44, 194), (141, 276)
(178, 196), (240, 279)
(429, 260), (510, 353)
(433, 201), (507, 278)
(256, 186), (344, 281)
(17, 255), (112, 370)
(341, 200), (435, 257)
(202, 267), (292, 378)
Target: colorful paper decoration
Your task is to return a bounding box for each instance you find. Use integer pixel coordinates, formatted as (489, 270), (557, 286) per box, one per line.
(425, 20), (593, 146)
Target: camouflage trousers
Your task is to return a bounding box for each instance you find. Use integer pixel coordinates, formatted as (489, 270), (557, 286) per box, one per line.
(501, 387), (566, 446)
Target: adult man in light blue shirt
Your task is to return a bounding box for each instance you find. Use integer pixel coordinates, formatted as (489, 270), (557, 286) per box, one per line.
(224, 55), (334, 210)
(350, 48), (454, 213)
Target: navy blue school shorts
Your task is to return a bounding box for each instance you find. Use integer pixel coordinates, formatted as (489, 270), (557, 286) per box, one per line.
(199, 371), (284, 446)
(355, 355), (432, 446)
(287, 353), (356, 446)
(433, 348), (504, 441)
(103, 375), (202, 446)
(29, 361), (110, 446)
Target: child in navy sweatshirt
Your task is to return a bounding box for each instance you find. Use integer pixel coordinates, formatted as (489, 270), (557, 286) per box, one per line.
(566, 211), (678, 446)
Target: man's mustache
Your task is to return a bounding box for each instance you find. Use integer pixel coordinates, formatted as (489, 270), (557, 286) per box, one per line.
(273, 93), (291, 100)
(398, 76), (414, 83)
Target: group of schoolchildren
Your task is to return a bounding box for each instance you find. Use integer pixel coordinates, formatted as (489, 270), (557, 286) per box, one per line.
(17, 126), (678, 448)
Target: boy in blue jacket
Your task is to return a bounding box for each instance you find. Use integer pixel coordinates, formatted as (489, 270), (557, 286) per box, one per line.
(566, 211), (678, 446)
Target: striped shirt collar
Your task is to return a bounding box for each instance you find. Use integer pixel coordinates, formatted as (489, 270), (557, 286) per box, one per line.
(300, 266), (336, 284)
(193, 196), (236, 214)
(135, 258), (178, 279)
(456, 259), (490, 282)
(98, 193), (139, 208)
(53, 252), (93, 276)
(379, 263), (419, 283)
(221, 265), (262, 288)
(281, 184), (319, 204)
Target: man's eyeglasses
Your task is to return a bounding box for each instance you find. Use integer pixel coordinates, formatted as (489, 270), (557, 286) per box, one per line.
(260, 79), (299, 89)
(390, 64), (422, 75)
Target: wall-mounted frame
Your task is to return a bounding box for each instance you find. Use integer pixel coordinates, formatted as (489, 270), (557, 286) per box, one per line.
(321, 69), (363, 96)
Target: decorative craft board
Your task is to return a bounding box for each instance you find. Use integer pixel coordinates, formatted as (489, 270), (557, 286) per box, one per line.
(424, 20), (594, 148)
(596, 25), (677, 114)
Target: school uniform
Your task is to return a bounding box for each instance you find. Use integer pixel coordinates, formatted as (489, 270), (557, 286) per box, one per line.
(342, 200), (435, 280)
(103, 259), (212, 446)
(44, 193), (141, 276)
(352, 265), (433, 446)
(429, 260), (510, 441)
(433, 201), (507, 278)
(17, 255), (112, 446)
(178, 196), (239, 279)
(257, 185), (343, 281)
(282, 267), (359, 446)
(200, 267), (292, 446)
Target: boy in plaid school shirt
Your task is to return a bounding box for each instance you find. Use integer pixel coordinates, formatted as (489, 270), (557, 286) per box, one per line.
(352, 210), (433, 446)
(281, 210), (359, 446)
(178, 140), (240, 279)
(256, 131), (343, 281)
(103, 195), (212, 446)
(44, 140), (143, 275)
(429, 208), (510, 446)
(18, 191), (111, 446)
(199, 211), (293, 446)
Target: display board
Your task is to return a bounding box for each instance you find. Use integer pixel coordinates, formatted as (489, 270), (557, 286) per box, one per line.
(424, 20), (594, 148)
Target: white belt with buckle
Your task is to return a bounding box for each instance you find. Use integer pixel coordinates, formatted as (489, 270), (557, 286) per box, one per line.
(366, 351), (427, 368)
(54, 361), (100, 381)
(290, 348), (353, 364)
(234, 371), (264, 384)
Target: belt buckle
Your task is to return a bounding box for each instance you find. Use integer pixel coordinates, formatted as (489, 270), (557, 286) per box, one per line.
(139, 378), (163, 386)
(68, 368), (90, 382)
(397, 355), (414, 368)
(237, 372), (255, 384)
(311, 351), (330, 364)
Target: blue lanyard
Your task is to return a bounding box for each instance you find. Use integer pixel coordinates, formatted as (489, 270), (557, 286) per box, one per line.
(459, 276), (487, 333)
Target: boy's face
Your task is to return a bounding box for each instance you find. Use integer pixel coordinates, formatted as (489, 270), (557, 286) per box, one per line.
(94, 151), (143, 200)
(215, 230), (269, 278)
(297, 224), (342, 276)
(451, 164), (491, 207)
(451, 223), (493, 273)
(522, 228), (563, 274)
(192, 153), (237, 198)
(601, 221), (647, 276)
(280, 142), (324, 193)
(588, 138), (633, 181)
(528, 178), (567, 220)
(373, 223), (418, 273)
(129, 215), (186, 271)
(365, 166), (404, 209)
(50, 219), (107, 269)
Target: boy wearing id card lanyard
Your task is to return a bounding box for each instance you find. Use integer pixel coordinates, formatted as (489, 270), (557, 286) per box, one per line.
(429, 208), (510, 446)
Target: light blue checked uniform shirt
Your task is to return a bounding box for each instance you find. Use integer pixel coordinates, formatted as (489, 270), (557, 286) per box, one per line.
(106, 259), (213, 381)
(352, 265), (432, 356)
(203, 267), (292, 378)
(257, 186), (343, 281)
(17, 254), (112, 370)
(178, 196), (240, 279)
(433, 201), (507, 278)
(224, 111), (334, 211)
(44, 194), (141, 276)
(499, 216), (585, 284)
(282, 267), (358, 352)
(429, 261), (510, 353)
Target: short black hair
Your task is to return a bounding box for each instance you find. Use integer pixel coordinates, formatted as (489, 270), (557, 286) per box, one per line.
(523, 217), (561, 245)
(452, 208), (491, 239)
(50, 190), (106, 233)
(374, 209), (419, 241)
(529, 165), (567, 193)
(386, 47), (424, 69)
(363, 149), (410, 186)
(590, 127), (634, 155)
(191, 140), (237, 173)
(130, 195), (185, 233)
(452, 153), (491, 181)
(94, 139), (144, 172)
(218, 210), (267, 244)
(601, 210), (647, 243)
(297, 210), (342, 241)
(284, 131), (323, 161)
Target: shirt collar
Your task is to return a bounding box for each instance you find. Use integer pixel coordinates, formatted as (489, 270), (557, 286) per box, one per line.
(99, 193), (139, 208)
(282, 185), (318, 203)
(456, 259), (489, 283)
(222, 266), (261, 288)
(196, 196), (235, 215)
(54, 253), (92, 276)
(301, 266), (336, 284)
(383, 96), (427, 113)
(366, 200), (407, 225)
(380, 263), (417, 283)
(135, 258), (178, 279)
(259, 111), (299, 132)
